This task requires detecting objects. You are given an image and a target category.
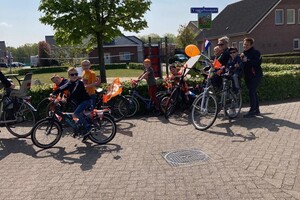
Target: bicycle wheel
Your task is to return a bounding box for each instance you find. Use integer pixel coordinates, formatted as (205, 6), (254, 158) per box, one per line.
(88, 113), (117, 144)
(124, 95), (139, 118)
(36, 97), (51, 119)
(159, 94), (170, 114)
(107, 95), (128, 122)
(191, 93), (218, 130)
(223, 89), (242, 119)
(164, 87), (180, 119)
(4, 99), (36, 138)
(31, 118), (62, 149)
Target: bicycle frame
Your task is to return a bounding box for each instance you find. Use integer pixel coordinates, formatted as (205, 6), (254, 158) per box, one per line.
(129, 85), (153, 110)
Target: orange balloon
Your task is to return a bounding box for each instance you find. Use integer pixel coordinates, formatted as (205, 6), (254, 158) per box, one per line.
(185, 44), (200, 57)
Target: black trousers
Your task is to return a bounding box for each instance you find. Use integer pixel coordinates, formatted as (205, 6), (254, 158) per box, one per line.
(245, 76), (262, 112)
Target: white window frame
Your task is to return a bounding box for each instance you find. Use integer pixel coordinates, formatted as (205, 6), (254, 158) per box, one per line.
(293, 38), (300, 50)
(298, 9), (300, 24)
(275, 9), (284, 25)
(286, 9), (295, 24)
(119, 52), (131, 61)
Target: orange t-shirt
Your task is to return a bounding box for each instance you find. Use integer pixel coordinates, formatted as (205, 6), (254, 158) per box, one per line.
(82, 70), (97, 95)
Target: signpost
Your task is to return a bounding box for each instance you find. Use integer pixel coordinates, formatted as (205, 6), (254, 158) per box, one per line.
(190, 7), (218, 29)
(190, 7), (218, 13)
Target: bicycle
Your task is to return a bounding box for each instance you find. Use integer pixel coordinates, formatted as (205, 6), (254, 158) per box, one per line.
(124, 80), (159, 118)
(31, 96), (117, 149)
(162, 65), (201, 119)
(0, 73), (37, 138)
(190, 55), (242, 130)
(94, 78), (128, 122)
(37, 95), (76, 120)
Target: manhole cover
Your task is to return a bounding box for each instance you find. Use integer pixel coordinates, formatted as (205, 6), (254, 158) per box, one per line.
(162, 149), (210, 167)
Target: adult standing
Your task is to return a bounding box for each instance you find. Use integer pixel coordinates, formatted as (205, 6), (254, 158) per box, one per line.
(241, 37), (263, 118)
(0, 70), (15, 90)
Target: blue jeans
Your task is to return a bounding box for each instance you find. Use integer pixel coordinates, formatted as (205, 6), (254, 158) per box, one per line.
(89, 94), (96, 109)
(245, 76), (262, 112)
(74, 100), (91, 130)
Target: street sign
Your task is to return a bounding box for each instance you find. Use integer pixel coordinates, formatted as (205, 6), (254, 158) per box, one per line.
(198, 12), (212, 29)
(191, 7), (218, 13)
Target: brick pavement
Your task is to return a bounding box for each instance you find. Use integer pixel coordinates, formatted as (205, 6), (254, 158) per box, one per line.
(0, 100), (300, 199)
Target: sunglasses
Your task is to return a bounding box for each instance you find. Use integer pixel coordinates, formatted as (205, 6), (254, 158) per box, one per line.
(230, 51), (237, 54)
(218, 43), (224, 46)
(69, 73), (78, 77)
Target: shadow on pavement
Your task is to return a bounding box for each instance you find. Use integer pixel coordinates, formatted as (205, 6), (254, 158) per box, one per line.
(33, 143), (122, 171)
(0, 138), (35, 160)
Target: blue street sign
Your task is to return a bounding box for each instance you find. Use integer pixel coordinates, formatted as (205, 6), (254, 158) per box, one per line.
(191, 7), (218, 13)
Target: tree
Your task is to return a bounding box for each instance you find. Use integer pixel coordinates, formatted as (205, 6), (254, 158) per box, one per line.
(7, 44), (38, 64)
(176, 24), (197, 49)
(39, 0), (151, 83)
(163, 33), (176, 44)
(138, 33), (160, 43)
(38, 41), (51, 67)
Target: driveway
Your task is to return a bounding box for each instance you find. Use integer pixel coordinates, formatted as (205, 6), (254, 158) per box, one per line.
(0, 100), (300, 199)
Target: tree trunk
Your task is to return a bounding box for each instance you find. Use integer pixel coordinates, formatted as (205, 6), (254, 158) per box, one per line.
(96, 33), (107, 83)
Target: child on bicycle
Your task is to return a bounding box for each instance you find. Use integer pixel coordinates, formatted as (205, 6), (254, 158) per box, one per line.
(137, 58), (160, 111)
(81, 60), (100, 108)
(51, 67), (91, 137)
(50, 74), (69, 98)
(226, 47), (243, 94)
(168, 62), (189, 101)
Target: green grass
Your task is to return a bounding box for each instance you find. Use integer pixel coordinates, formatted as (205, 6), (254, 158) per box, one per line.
(3, 68), (143, 84)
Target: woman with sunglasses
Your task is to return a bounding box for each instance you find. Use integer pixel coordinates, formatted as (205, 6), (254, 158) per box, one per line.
(52, 67), (91, 138)
(217, 36), (231, 66)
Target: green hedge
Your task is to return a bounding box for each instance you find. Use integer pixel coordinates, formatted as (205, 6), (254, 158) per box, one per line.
(262, 63), (300, 72)
(127, 62), (144, 70)
(27, 63), (300, 107)
(262, 56), (300, 64)
(11, 63), (130, 76)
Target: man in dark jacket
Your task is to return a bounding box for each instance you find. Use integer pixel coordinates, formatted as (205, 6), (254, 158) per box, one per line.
(241, 37), (263, 118)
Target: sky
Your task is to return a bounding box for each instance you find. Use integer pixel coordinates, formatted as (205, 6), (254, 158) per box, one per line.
(0, 0), (238, 48)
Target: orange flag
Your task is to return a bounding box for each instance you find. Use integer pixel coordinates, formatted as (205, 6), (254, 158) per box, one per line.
(213, 59), (222, 69)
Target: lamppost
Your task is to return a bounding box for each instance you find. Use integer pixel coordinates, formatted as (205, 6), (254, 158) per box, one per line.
(7, 51), (13, 73)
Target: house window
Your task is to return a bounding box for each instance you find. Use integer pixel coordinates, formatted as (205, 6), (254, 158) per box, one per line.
(238, 41), (243, 53)
(119, 52), (131, 61)
(293, 39), (300, 50)
(287, 9), (295, 24)
(231, 42), (237, 48)
(275, 9), (284, 25)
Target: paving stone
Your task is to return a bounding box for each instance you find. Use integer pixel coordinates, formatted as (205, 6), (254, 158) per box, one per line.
(1, 100), (300, 199)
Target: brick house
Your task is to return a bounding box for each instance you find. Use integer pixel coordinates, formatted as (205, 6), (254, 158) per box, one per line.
(193, 0), (300, 55)
(88, 35), (144, 64)
(46, 35), (144, 64)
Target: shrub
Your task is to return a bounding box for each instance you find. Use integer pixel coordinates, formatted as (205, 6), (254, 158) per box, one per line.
(127, 62), (144, 70)
(28, 68), (300, 108)
(262, 56), (300, 64)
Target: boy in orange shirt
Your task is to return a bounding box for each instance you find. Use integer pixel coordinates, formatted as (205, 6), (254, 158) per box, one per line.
(81, 60), (100, 108)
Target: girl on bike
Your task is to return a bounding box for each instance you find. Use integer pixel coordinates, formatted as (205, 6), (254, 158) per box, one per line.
(52, 67), (91, 137)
